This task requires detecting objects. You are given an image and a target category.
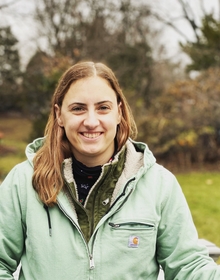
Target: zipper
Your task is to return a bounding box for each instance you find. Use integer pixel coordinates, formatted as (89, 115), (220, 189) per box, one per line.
(109, 222), (120, 228)
(89, 165), (112, 235)
(57, 201), (95, 270)
(109, 222), (155, 229)
(62, 170), (110, 270)
(89, 255), (95, 269)
(106, 177), (135, 215)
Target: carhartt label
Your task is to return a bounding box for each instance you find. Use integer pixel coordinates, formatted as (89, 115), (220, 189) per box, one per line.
(128, 235), (139, 248)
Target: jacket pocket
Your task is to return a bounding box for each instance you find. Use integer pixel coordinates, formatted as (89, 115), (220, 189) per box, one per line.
(97, 219), (158, 278)
(107, 220), (157, 250)
(109, 221), (155, 231)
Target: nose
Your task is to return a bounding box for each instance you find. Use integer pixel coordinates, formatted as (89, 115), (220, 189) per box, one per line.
(83, 111), (100, 128)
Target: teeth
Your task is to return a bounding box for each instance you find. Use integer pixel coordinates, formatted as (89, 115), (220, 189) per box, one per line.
(83, 133), (100, 138)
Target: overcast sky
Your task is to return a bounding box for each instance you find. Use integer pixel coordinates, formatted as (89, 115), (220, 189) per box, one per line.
(0, 0), (219, 68)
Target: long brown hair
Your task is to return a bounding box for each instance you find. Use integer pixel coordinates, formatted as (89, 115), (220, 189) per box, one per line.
(32, 61), (137, 205)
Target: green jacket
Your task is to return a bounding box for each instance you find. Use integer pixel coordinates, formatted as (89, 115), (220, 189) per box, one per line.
(0, 138), (219, 280)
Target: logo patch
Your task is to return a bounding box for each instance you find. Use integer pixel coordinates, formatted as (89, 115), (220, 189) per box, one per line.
(128, 235), (139, 248)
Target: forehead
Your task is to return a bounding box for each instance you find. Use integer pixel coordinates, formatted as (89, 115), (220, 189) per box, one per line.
(63, 76), (117, 102)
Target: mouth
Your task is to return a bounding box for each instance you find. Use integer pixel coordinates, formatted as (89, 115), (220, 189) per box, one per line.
(81, 132), (102, 139)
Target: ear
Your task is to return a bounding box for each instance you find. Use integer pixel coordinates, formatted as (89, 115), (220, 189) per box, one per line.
(55, 104), (64, 127)
(117, 102), (122, 124)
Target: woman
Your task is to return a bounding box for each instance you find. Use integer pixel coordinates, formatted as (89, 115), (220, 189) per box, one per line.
(0, 61), (219, 279)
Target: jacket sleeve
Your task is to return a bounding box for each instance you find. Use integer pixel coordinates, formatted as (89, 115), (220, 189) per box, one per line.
(156, 169), (220, 279)
(0, 165), (25, 279)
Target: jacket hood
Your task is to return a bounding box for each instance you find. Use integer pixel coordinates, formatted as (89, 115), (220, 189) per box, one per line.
(25, 137), (45, 166)
(127, 139), (156, 171)
(110, 139), (156, 195)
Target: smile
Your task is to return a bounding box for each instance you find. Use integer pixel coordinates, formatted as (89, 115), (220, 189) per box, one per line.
(82, 132), (101, 138)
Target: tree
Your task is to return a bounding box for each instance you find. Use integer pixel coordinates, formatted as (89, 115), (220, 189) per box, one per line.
(181, 14), (220, 71)
(22, 51), (73, 139)
(0, 26), (22, 112)
(138, 67), (220, 170)
(150, 0), (220, 72)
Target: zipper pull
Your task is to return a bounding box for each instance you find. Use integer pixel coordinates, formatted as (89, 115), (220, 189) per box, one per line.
(109, 222), (120, 228)
(102, 197), (110, 206)
(90, 255), (95, 269)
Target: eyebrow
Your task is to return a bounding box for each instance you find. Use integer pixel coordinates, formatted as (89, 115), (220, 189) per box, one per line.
(68, 100), (113, 108)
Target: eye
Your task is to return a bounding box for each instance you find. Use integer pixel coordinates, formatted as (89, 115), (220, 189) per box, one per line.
(98, 104), (111, 112)
(71, 106), (85, 113)
(99, 105), (109, 110)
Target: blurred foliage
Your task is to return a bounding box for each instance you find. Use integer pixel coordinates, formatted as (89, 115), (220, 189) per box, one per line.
(22, 52), (73, 139)
(138, 67), (220, 170)
(0, 26), (22, 112)
(181, 14), (220, 72)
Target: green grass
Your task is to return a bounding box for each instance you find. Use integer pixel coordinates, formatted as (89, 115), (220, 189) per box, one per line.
(0, 115), (32, 180)
(176, 172), (220, 263)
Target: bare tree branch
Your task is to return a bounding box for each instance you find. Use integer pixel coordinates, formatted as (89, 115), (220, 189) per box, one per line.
(0, 0), (20, 10)
(177, 0), (200, 42)
(151, 11), (189, 41)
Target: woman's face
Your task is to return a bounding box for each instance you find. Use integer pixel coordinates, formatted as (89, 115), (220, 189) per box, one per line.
(55, 76), (121, 166)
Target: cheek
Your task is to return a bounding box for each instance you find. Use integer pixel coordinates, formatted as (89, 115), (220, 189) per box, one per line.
(105, 115), (120, 132)
(64, 120), (77, 131)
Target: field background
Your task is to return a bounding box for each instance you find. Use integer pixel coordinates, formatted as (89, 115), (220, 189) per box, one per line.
(0, 115), (220, 264)
(0, 115), (32, 179)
